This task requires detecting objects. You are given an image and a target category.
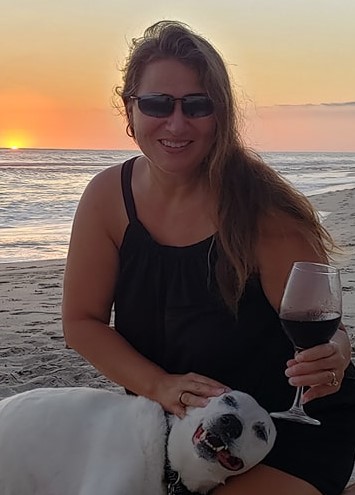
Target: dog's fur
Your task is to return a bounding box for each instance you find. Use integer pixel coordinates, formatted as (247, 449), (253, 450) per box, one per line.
(0, 387), (276, 494)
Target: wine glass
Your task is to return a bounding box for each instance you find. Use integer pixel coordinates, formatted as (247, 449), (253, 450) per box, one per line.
(270, 261), (342, 426)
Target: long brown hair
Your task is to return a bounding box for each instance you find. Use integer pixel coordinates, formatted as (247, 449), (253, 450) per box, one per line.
(113, 20), (335, 310)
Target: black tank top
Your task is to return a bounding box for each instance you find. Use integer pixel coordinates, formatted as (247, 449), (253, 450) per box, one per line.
(114, 157), (297, 410)
(115, 156), (355, 495)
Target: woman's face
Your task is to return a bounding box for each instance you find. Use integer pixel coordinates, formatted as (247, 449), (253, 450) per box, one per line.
(128, 58), (216, 177)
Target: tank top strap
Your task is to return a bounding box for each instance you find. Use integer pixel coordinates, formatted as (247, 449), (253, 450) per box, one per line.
(121, 156), (139, 222)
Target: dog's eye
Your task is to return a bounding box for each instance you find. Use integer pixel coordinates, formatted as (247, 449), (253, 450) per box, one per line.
(222, 395), (239, 409)
(253, 422), (268, 442)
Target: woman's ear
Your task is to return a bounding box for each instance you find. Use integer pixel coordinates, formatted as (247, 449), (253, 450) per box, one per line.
(125, 104), (135, 138)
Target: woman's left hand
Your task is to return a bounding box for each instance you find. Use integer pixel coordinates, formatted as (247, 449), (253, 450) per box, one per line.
(285, 341), (348, 404)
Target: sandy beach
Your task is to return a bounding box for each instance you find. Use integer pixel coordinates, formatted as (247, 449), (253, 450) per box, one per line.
(1, 187), (354, 483)
(0, 260), (122, 398)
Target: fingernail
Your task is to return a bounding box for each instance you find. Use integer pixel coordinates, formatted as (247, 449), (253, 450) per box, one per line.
(201, 398), (210, 407)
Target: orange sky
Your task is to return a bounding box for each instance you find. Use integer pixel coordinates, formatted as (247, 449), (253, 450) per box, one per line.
(1, 0), (355, 151)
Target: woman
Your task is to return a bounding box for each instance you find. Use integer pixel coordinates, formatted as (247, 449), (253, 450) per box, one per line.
(62, 21), (355, 495)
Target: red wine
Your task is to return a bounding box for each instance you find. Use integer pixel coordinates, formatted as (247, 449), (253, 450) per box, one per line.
(280, 312), (341, 349)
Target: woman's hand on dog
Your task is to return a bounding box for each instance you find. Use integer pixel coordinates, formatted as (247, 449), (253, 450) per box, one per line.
(151, 372), (230, 418)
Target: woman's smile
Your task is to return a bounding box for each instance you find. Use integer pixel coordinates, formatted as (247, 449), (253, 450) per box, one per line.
(159, 139), (193, 151)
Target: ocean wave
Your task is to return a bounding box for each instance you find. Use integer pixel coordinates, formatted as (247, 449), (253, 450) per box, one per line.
(1, 149), (354, 263)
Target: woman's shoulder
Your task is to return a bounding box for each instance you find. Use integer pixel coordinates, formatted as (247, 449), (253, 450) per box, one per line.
(75, 162), (129, 249)
(257, 208), (322, 262)
(78, 162), (130, 217)
(258, 209), (306, 238)
(84, 155), (142, 199)
(85, 163), (122, 194)
(256, 209), (324, 310)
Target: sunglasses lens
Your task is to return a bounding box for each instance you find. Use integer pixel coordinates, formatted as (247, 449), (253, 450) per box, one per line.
(183, 96), (214, 117)
(135, 94), (214, 118)
(137, 95), (173, 117)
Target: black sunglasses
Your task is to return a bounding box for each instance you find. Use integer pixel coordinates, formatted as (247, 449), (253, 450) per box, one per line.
(130, 93), (214, 118)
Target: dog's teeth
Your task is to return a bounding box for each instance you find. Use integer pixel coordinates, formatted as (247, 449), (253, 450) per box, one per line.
(204, 439), (212, 449)
(200, 430), (207, 441)
(203, 438), (226, 452)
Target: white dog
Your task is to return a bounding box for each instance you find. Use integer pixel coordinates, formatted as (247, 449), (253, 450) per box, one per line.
(0, 387), (276, 495)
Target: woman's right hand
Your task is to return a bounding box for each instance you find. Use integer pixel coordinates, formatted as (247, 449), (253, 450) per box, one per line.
(151, 372), (230, 418)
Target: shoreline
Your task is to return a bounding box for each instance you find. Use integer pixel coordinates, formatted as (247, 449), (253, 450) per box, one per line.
(1, 185), (354, 266)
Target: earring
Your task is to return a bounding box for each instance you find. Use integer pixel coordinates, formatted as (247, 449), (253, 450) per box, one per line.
(126, 123), (134, 138)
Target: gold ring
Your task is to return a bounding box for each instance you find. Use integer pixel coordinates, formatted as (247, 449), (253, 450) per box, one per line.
(178, 391), (187, 406)
(328, 370), (339, 387)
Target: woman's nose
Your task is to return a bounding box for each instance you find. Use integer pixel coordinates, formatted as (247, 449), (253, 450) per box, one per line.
(164, 102), (189, 133)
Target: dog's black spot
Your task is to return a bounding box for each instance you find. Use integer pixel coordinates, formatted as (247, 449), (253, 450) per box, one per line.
(222, 395), (239, 409)
(253, 422), (268, 442)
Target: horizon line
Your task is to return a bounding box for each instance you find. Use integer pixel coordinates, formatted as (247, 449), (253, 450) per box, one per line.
(1, 147), (355, 154)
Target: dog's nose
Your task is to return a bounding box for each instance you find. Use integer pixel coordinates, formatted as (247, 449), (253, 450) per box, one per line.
(217, 414), (243, 440)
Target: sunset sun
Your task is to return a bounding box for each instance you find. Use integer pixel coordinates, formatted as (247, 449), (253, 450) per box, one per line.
(2, 133), (32, 150)
(7, 138), (23, 149)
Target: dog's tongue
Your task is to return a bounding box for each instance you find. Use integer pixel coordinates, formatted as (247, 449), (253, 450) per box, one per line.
(217, 450), (244, 471)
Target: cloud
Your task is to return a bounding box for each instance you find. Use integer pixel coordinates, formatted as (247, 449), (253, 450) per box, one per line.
(246, 100), (355, 152)
(321, 101), (355, 107)
(260, 101), (355, 109)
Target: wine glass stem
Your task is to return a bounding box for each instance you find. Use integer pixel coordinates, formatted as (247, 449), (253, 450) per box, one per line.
(290, 386), (304, 412)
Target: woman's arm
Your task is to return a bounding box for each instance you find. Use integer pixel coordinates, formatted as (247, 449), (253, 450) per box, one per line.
(210, 213), (352, 494)
(62, 167), (166, 395)
(256, 211), (351, 401)
(212, 464), (321, 495)
(62, 166), (226, 417)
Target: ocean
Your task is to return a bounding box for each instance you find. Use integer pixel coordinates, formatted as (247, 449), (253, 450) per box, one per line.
(1, 148), (355, 263)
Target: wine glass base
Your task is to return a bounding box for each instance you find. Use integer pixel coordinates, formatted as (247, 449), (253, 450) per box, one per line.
(270, 409), (321, 426)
